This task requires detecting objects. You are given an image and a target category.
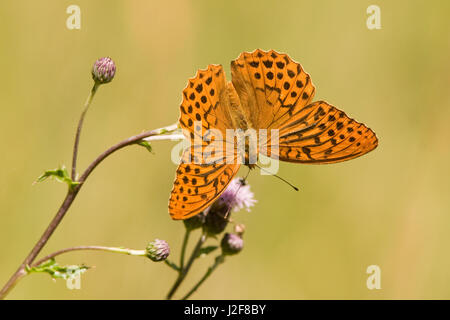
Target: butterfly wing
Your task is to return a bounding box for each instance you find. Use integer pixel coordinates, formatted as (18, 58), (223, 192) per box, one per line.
(169, 148), (240, 220)
(179, 64), (235, 137)
(169, 64), (241, 220)
(231, 49), (377, 163)
(271, 101), (378, 163)
(231, 49), (316, 130)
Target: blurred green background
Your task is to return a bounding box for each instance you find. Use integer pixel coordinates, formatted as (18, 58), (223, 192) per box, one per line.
(1, 0), (450, 299)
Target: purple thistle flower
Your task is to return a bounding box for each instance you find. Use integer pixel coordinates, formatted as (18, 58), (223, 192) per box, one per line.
(219, 178), (256, 212)
(146, 239), (170, 262)
(201, 178), (256, 236)
(221, 233), (244, 255)
(92, 57), (116, 84)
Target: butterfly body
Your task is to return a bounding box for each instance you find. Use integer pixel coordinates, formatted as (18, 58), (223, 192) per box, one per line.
(168, 50), (378, 220)
(225, 82), (250, 129)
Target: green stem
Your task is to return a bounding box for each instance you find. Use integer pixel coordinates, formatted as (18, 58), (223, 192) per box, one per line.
(166, 232), (206, 300)
(182, 254), (225, 300)
(71, 83), (100, 180)
(164, 260), (180, 272)
(179, 230), (191, 271)
(31, 245), (147, 268)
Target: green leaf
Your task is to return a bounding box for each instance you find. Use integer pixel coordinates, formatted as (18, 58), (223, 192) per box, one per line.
(27, 259), (89, 280)
(35, 166), (80, 191)
(215, 255), (225, 264)
(138, 141), (154, 154)
(197, 246), (218, 258)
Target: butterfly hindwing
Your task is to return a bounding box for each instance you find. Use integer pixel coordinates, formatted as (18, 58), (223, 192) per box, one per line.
(268, 101), (378, 163)
(169, 149), (240, 220)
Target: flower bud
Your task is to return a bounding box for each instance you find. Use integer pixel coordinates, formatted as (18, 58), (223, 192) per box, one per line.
(203, 199), (230, 236)
(146, 239), (170, 262)
(92, 57), (116, 84)
(183, 211), (205, 231)
(234, 223), (246, 236)
(221, 233), (243, 255)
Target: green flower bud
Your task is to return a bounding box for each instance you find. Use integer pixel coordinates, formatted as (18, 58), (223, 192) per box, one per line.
(203, 199), (230, 236)
(183, 211), (205, 231)
(221, 233), (243, 256)
(146, 239), (170, 262)
(92, 57), (116, 84)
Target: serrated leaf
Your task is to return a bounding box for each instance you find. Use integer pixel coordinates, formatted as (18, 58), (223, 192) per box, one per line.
(197, 246), (218, 258)
(27, 259), (89, 280)
(138, 141), (154, 154)
(35, 166), (80, 191)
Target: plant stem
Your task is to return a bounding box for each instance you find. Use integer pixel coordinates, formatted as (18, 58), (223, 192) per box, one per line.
(182, 255), (225, 300)
(166, 232), (206, 300)
(0, 123), (178, 300)
(179, 230), (191, 271)
(31, 245), (147, 268)
(0, 190), (77, 298)
(143, 133), (185, 142)
(71, 83), (99, 180)
(164, 260), (180, 272)
(77, 124), (178, 184)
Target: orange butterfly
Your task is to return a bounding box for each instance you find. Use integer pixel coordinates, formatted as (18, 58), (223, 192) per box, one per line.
(169, 49), (378, 220)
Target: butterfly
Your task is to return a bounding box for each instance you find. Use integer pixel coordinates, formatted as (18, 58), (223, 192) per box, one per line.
(168, 49), (378, 220)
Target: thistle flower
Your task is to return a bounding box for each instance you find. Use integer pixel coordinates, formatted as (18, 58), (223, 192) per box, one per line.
(221, 233), (243, 255)
(219, 178), (256, 212)
(92, 57), (116, 84)
(146, 239), (170, 262)
(203, 178), (256, 236)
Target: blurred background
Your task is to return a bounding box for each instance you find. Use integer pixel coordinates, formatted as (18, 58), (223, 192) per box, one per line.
(1, 0), (450, 299)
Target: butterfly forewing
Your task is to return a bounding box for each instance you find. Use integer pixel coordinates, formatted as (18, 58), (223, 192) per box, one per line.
(179, 64), (234, 139)
(231, 49), (316, 130)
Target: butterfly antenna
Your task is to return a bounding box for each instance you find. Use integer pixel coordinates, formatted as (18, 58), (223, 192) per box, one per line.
(242, 166), (251, 183)
(254, 164), (299, 191)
